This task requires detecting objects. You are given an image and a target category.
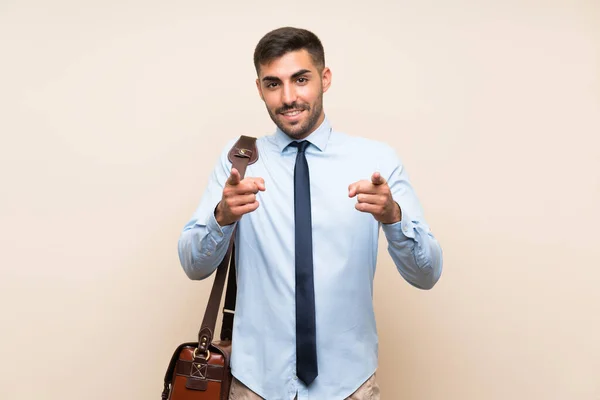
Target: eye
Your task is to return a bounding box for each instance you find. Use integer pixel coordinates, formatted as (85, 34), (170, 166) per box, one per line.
(297, 77), (308, 84)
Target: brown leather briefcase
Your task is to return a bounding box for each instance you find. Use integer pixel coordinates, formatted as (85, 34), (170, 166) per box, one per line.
(162, 136), (258, 400)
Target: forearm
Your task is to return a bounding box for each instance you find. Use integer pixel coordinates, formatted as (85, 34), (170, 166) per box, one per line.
(178, 212), (236, 280)
(376, 144), (443, 289)
(382, 216), (443, 290)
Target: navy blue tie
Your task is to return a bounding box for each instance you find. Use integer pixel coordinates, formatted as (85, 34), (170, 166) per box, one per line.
(289, 140), (318, 385)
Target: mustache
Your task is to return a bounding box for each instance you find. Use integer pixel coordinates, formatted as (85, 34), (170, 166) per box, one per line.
(277, 103), (310, 114)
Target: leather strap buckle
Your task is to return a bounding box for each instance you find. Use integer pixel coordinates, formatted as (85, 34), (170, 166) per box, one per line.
(235, 147), (252, 158)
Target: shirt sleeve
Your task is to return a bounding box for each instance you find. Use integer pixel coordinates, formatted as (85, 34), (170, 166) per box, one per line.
(380, 146), (443, 290)
(177, 139), (238, 280)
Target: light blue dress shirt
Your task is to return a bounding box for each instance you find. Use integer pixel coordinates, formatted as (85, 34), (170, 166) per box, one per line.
(178, 116), (443, 399)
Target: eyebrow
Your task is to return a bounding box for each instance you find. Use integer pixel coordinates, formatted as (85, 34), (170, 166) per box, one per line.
(262, 69), (313, 82)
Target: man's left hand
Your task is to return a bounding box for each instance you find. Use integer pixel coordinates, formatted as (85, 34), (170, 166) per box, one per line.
(348, 172), (402, 224)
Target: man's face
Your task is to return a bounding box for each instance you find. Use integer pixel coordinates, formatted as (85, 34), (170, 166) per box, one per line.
(256, 49), (331, 140)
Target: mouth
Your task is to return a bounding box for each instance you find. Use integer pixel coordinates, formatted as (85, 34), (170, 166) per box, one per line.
(279, 109), (305, 121)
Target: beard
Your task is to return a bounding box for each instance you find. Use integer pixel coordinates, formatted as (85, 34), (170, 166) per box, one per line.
(266, 92), (324, 139)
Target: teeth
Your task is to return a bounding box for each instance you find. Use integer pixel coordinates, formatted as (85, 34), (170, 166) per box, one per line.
(283, 110), (301, 116)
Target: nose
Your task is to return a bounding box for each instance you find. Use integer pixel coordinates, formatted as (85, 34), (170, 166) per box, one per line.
(281, 83), (297, 107)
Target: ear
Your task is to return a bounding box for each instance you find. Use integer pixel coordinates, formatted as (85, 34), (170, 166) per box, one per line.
(255, 78), (264, 101)
(321, 67), (332, 93)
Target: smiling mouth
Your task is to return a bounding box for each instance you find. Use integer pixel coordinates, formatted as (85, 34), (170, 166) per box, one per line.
(280, 109), (304, 117)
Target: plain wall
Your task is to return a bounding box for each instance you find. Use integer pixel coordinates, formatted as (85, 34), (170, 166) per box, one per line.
(1, 0), (598, 399)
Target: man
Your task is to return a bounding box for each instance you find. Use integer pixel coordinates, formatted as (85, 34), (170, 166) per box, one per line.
(178, 27), (443, 400)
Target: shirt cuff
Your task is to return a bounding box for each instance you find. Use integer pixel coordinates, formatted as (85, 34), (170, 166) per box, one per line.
(382, 213), (416, 242)
(203, 212), (236, 243)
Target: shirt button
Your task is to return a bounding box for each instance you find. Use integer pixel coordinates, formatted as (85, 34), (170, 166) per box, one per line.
(207, 251), (212, 256)
(218, 232), (223, 237)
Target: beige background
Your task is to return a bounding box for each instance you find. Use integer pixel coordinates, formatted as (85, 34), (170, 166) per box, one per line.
(1, 0), (599, 399)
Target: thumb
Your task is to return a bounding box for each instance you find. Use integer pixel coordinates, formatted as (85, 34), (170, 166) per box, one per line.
(254, 177), (266, 191)
(348, 182), (358, 197)
(227, 168), (241, 186)
(371, 172), (386, 185)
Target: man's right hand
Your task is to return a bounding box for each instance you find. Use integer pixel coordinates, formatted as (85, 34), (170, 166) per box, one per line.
(215, 168), (266, 226)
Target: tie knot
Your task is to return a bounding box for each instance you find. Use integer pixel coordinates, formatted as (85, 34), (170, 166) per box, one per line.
(289, 140), (310, 153)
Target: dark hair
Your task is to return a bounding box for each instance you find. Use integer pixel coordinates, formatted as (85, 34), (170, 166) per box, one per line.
(253, 27), (325, 74)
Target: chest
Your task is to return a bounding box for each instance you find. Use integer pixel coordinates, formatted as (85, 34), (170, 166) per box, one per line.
(244, 148), (377, 235)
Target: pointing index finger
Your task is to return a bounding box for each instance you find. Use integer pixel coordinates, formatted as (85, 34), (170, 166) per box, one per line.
(227, 168), (241, 186)
(371, 172), (386, 185)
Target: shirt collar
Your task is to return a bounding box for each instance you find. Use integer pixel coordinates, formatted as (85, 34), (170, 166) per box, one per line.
(274, 115), (332, 153)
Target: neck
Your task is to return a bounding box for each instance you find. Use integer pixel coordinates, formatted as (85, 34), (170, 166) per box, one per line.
(291, 112), (326, 140)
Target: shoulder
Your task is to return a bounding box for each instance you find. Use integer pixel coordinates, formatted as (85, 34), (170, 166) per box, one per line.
(329, 129), (399, 158)
(216, 132), (274, 166)
(218, 133), (270, 155)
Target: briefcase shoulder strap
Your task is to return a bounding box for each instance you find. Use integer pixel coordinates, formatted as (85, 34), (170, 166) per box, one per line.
(162, 136), (258, 399)
(196, 135), (258, 354)
(221, 136), (257, 339)
(227, 135), (258, 176)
